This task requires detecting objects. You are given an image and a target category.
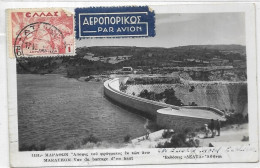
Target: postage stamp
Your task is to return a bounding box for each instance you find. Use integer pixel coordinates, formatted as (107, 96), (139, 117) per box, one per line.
(7, 8), (75, 58)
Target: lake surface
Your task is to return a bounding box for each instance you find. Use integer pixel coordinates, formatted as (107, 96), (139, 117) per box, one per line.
(17, 74), (148, 150)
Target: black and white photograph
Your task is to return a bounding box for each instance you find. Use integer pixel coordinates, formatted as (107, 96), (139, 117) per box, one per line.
(16, 12), (249, 150)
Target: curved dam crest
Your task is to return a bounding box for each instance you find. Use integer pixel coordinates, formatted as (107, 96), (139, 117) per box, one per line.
(104, 78), (226, 131)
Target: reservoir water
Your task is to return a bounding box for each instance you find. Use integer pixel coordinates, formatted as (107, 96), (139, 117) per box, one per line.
(17, 74), (148, 150)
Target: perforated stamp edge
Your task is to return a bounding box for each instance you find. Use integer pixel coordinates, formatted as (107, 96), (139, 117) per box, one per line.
(7, 8), (75, 58)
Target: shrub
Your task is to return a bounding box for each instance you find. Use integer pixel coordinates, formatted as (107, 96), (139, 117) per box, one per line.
(241, 136), (249, 141)
(184, 127), (192, 134)
(158, 133), (187, 148)
(124, 134), (131, 143)
(146, 120), (162, 132)
(162, 129), (174, 138)
(189, 86), (195, 92)
(65, 143), (75, 150)
(119, 83), (128, 92)
(222, 113), (248, 126)
(138, 88), (184, 106)
(164, 88), (184, 106)
(19, 144), (46, 151)
(88, 134), (100, 143)
(126, 77), (181, 85)
(85, 76), (94, 81)
(139, 89), (150, 99)
(157, 131), (199, 148)
(189, 102), (198, 106)
(155, 92), (164, 101)
(39, 144), (46, 151)
(82, 134), (100, 145)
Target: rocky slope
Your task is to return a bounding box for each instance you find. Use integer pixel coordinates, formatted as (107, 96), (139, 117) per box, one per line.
(125, 82), (247, 116)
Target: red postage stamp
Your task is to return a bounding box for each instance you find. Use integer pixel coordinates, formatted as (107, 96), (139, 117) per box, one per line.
(7, 8), (75, 58)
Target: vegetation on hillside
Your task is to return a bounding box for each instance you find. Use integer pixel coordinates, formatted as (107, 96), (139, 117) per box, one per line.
(126, 77), (181, 85)
(157, 128), (200, 148)
(138, 88), (184, 106)
(17, 45), (246, 79)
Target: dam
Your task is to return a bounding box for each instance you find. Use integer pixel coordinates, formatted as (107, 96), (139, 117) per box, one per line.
(104, 78), (226, 131)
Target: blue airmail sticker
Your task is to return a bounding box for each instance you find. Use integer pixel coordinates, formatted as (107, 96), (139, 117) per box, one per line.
(75, 6), (155, 38)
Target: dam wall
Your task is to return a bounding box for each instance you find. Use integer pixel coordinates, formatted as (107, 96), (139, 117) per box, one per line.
(104, 78), (180, 118)
(104, 78), (225, 130)
(156, 110), (210, 131)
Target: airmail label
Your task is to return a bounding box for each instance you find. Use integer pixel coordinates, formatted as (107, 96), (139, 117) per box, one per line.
(75, 6), (155, 38)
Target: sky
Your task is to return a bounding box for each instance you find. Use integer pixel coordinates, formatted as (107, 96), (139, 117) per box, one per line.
(76, 13), (245, 48)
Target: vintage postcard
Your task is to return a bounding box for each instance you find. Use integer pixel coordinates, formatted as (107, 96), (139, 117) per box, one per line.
(6, 3), (258, 167)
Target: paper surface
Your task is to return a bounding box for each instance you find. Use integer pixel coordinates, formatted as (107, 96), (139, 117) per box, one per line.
(2, 2), (259, 168)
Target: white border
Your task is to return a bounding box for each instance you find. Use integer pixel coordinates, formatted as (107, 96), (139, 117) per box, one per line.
(0, 2), (258, 168)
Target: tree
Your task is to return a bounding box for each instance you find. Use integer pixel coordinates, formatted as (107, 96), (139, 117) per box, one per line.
(139, 89), (149, 99)
(164, 88), (184, 106)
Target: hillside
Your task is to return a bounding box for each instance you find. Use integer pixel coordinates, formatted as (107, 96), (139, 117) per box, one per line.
(16, 45), (246, 78)
(125, 82), (248, 115)
(80, 45), (246, 57)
